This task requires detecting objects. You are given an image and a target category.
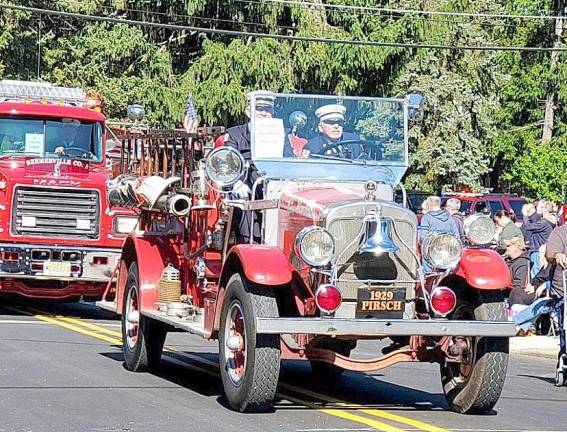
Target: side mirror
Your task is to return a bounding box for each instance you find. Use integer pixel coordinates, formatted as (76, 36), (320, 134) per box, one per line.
(127, 104), (146, 122)
(406, 94), (424, 122)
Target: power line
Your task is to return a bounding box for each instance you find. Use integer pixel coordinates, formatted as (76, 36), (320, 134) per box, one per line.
(2, 3), (566, 52)
(240, 0), (562, 21)
(59, 0), (299, 31)
(235, 0), (522, 29)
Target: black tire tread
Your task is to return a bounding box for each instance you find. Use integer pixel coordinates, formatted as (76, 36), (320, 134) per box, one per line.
(242, 281), (280, 412)
(220, 274), (280, 412)
(122, 262), (166, 373)
(442, 290), (509, 414)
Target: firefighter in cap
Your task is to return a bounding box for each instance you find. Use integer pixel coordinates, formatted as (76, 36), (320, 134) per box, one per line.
(224, 91), (276, 160)
(306, 104), (360, 158)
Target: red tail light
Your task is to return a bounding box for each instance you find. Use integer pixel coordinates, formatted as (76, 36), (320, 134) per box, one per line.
(2, 251), (19, 261)
(315, 284), (342, 313)
(430, 286), (457, 316)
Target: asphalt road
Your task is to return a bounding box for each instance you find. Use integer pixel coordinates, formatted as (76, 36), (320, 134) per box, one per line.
(1, 300), (566, 432)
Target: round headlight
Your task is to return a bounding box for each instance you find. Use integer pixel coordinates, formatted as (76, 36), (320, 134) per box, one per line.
(421, 233), (462, 270)
(294, 227), (335, 267)
(464, 214), (496, 245)
(204, 147), (245, 187)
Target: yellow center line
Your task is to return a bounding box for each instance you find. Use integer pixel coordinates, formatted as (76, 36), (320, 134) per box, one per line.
(281, 383), (450, 432)
(12, 306), (449, 432)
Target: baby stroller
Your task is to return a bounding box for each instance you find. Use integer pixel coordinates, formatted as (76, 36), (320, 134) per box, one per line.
(555, 270), (566, 387)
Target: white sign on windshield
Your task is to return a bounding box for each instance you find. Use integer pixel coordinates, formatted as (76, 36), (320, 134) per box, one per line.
(253, 118), (285, 158)
(25, 133), (44, 154)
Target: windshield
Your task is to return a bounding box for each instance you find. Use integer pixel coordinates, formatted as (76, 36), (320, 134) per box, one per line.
(0, 117), (103, 162)
(249, 93), (408, 184)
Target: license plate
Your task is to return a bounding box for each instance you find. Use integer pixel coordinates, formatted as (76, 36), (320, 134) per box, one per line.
(356, 287), (405, 319)
(43, 261), (71, 277)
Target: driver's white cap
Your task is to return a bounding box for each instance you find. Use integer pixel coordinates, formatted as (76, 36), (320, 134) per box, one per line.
(315, 104), (346, 122)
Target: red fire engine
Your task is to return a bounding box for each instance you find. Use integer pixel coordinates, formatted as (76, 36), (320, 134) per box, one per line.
(0, 80), (137, 300)
(100, 91), (516, 414)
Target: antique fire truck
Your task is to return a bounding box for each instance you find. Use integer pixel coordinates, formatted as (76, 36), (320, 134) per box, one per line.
(100, 92), (516, 414)
(0, 80), (137, 300)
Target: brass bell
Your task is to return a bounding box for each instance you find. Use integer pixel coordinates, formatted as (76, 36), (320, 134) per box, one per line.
(358, 206), (399, 255)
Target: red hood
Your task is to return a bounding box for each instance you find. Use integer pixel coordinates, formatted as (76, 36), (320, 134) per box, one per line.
(0, 157), (109, 188)
(279, 186), (364, 224)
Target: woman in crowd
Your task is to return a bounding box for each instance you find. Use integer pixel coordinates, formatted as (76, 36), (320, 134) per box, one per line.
(494, 210), (524, 252)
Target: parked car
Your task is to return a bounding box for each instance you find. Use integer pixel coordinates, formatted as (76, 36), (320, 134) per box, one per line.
(442, 193), (527, 222)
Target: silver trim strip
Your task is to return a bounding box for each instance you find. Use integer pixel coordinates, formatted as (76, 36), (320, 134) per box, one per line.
(255, 317), (517, 337)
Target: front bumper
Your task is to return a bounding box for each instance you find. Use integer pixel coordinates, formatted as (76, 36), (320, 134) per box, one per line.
(256, 317), (517, 337)
(0, 243), (120, 282)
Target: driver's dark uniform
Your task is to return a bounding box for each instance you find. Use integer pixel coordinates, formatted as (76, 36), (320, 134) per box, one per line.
(306, 131), (361, 158)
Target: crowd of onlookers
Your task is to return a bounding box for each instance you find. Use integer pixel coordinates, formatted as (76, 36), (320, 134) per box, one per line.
(417, 195), (567, 334)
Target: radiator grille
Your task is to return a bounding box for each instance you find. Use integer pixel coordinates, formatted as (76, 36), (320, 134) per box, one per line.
(325, 203), (417, 300)
(12, 186), (100, 239)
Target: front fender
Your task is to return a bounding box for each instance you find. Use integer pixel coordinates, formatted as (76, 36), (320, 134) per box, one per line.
(221, 244), (293, 287)
(454, 248), (511, 290)
(117, 234), (173, 312)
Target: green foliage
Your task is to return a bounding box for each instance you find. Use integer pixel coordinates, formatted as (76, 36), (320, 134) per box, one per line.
(0, 0), (565, 199)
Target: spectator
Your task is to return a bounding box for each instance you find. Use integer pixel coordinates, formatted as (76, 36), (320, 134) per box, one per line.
(445, 198), (465, 242)
(522, 202), (555, 277)
(503, 236), (533, 308)
(494, 210), (524, 251)
(418, 196), (460, 243)
(545, 224), (567, 296)
(183, 94), (199, 133)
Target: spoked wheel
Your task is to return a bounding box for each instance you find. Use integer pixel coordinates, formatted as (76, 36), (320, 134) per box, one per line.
(219, 274), (280, 412)
(555, 354), (567, 387)
(441, 290), (509, 414)
(122, 263), (167, 372)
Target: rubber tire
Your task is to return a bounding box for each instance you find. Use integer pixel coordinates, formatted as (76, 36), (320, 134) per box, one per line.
(441, 290), (509, 414)
(122, 263), (167, 372)
(310, 339), (354, 382)
(219, 273), (281, 412)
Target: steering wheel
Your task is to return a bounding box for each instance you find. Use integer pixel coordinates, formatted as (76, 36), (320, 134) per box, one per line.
(319, 139), (382, 161)
(59, 146), (93, 159)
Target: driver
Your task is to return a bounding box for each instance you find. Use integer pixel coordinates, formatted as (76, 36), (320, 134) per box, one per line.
(305, 104), (360, 158)
(50, 119), (82, 155)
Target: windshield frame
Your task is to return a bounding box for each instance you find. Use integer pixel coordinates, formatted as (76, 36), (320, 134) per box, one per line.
(248, 92), (409, 185)
(248, 91), (409, 168)
(0, 116), (104, 163)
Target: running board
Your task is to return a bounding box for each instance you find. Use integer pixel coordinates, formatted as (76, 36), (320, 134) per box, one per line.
(142, 309), (206, 337)
(96, 300), (118, 314)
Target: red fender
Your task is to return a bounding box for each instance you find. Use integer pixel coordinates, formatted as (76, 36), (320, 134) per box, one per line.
(454, 248), (511, 290)
(116, 234), (174, 313)
(223, 244), (293, 286)
(210, 245), (292, 336)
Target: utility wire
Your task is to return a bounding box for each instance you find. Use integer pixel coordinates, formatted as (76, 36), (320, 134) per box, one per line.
(240, 0), (562, 20)
(2, 3), (567, 52)
(58, 0), (299, 31)
(235, 0), (522, 29)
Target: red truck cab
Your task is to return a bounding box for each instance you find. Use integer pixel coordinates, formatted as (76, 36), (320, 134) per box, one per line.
(0, 80), (137, 299)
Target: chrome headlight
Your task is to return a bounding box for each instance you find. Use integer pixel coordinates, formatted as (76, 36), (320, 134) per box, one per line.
(294, 226), (335, 267)
(113, 216), (138, 234)
(421, 233), (462, 269)
(464, 214), (496, 245)
(204, 147), (245, 187)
